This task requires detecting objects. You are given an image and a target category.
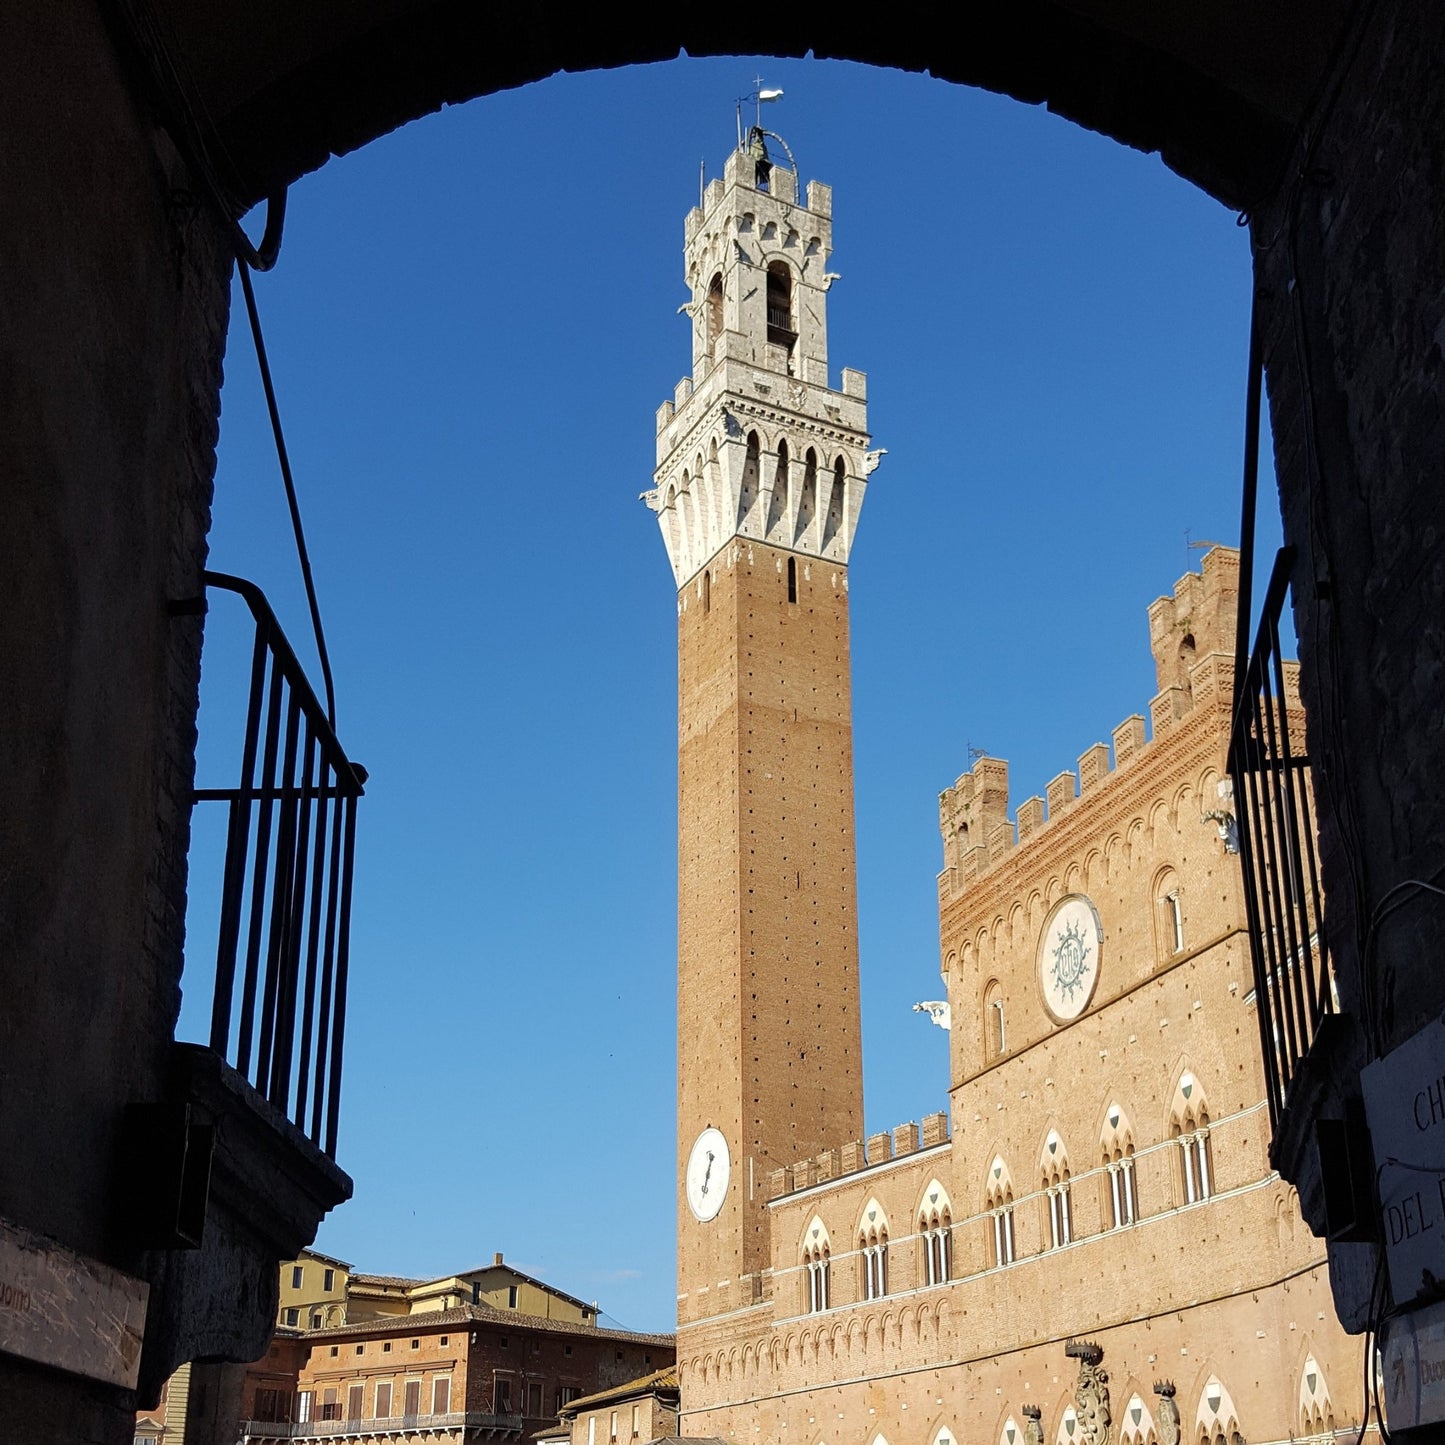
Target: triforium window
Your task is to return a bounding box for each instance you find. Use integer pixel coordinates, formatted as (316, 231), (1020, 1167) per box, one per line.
(805, 1247), (830, 1312)
(1178, 1119), (1213, 1202)
(987, 1157), (1015, 1266)
(919, 1184), (953, 1287)
(1046, 1172), (1072, 1248)
(860, 1231), (888, 1301)
(1107, 1144), (1138, 1226)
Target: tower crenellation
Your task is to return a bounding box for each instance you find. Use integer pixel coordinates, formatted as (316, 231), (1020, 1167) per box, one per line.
(937, 547), (1244, 901)
(644, 132), (877, 591)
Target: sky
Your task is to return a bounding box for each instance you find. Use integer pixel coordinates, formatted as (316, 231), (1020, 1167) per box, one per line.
(183, 55), (1282, 1334)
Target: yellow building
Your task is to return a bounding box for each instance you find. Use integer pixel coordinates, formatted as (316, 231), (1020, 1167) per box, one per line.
(650, 130), (1366, 1445)
(278, 1249), (597, 1327)
(278, 1249), (351, 1330)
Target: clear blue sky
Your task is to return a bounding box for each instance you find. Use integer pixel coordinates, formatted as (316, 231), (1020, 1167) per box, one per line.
(185, 55), (1281, 1333)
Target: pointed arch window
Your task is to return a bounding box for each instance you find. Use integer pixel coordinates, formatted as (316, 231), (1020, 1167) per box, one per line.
(1101, 1104), (1139, 1227)
(1041, 1131), (1071, 1248)
(986, 1158), (1015, 1266)
(802, 1216), (831, 1313)
(1108, 1144), (1138, 1226)
(918, 1181), (952, 1286)
(858, 1199), (889, 1300)
(1172, 1073), (1214, 1203)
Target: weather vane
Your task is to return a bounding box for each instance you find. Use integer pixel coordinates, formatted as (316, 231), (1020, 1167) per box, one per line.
(736, 79), (784, 150)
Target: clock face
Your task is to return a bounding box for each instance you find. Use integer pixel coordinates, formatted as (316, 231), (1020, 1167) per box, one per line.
(685, 1127), (731, 1223)
(1038, 895), (1104, 1023)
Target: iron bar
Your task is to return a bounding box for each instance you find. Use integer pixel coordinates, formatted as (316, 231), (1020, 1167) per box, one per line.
(1228, 546), (1336, 1129)
(191, 572), (364, 1158)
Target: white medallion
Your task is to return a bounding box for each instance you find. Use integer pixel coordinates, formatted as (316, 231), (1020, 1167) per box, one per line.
(685, 1127), (731, 1223)
(1038, 895), (1103, 1022)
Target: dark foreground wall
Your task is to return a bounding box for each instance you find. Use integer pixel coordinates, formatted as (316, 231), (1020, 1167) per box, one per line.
(0, 1), (225, 1434)
(1251, 0), (1445, 1330)
(5, 0), (1445, 1437)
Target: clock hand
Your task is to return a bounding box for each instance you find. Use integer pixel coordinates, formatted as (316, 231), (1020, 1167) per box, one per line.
(701, 1151), (715, 1194)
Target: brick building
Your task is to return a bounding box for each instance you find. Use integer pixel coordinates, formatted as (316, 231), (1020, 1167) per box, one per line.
(234, 1260), (672, 1443)
(649, 135), (1366, 1445)
(557, 1365), (681, 1445)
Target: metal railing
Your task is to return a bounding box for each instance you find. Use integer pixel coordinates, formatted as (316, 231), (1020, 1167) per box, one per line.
(240, 1412), (525, 1439)
(1228, 547), (1335, 1128)
(195, 572), (366, 1158)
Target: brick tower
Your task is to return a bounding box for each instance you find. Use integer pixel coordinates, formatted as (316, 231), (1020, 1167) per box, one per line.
(644, 132), (877, 1329)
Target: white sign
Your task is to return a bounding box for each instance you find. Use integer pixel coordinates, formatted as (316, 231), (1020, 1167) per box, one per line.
(1362, 1017), (1445, 1308)
(1379, 1297), (1445, 1431)
(0, 1214), (148, 1389)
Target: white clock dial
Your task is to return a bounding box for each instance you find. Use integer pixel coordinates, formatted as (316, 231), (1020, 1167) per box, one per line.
(1038, 895), (1104, 1023)
(685, 1127), (731, 1223)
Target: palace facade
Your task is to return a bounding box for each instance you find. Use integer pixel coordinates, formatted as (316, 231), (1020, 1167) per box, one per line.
(648, 133), (1365, 1445)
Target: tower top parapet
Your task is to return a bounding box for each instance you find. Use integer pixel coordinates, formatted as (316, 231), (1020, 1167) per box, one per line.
(643, 136), (880, 590)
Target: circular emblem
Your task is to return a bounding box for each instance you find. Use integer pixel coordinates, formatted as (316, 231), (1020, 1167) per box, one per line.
(1038, 895), (1103, 1022)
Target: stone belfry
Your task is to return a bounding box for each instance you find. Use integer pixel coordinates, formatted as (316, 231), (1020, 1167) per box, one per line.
(644, 129), (877, 1327)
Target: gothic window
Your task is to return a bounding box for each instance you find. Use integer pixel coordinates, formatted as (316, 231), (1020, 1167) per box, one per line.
(986, 1157), (1015, 1266)
(983, 980), (1006, 1059)
(803, 1216), (831, 1313)
(1298, 1354), (1334, 1439)
(858, 1198), (889, 1300)
(1100, 1103), (1139, 1227)
(703, 570), (711, 614)
(1118, 1393), (1158, 1445)
(766, 261), (795, 348)
(1194, 1376), (1241, 1445)
(1171, 1072), (1214, 1203)
(918, 1179), (953, 1286)
(1041, 1131), (1071, 1248)
(706, 272), (724, 352)
(787, 555), (798, 604)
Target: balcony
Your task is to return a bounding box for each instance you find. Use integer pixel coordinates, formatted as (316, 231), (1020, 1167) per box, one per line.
(195, 571), (367, 1157)
(133, 573), (362, 1400)
(1228, 547), (1358, 1241)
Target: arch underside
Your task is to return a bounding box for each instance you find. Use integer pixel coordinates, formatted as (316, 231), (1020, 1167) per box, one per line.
(149, 0), (1350, 212)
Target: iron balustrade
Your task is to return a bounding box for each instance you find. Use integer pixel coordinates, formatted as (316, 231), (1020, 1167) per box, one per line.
(239, 1412), (525, 1440)
(1227, 547), (1335, 1128)
(194, 571), (365, 1158)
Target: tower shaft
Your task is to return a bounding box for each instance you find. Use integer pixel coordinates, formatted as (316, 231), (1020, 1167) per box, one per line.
(648, 137), (877, 1327)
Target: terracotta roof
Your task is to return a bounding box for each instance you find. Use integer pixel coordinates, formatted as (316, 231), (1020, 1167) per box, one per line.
(293, 1302), (673, 1348)
(348, 1272), (424, 1289)
(559, 1366), (679, 1417)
